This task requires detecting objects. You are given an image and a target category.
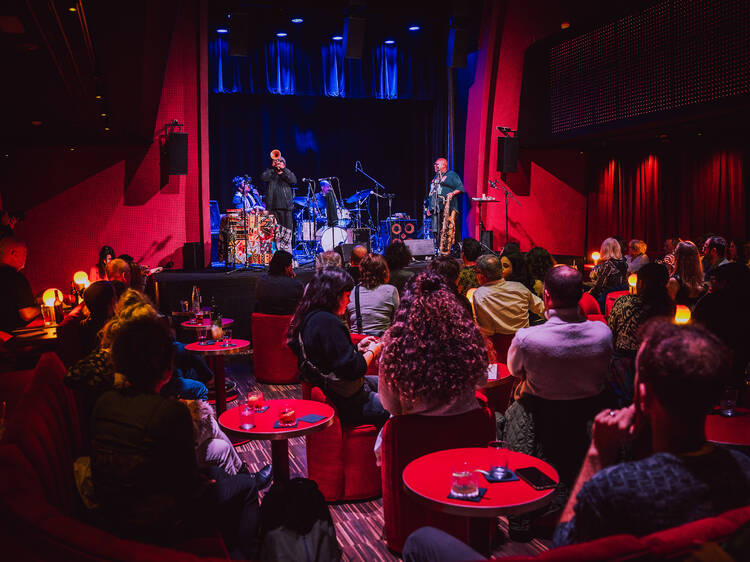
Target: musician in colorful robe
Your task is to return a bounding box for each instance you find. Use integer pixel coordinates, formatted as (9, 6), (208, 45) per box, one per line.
(231, 175), (265, 212)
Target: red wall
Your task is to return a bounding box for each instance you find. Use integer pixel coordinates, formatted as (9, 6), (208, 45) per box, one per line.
(463, 1), (586, 256)
(8, 1), (209, 294)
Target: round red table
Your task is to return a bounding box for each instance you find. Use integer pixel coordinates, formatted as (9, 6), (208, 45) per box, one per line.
(403, 447), (559, 553)
(219, 398), (334, 483)
(705, 408), (750, 446)
(180, 317), (235, 330)
(185, 338), (249, 415)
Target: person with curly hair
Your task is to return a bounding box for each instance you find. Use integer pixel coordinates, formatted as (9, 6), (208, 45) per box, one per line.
(378, 271), (488, 417)
(383, 240), (414, 295)
(527, 246), (556, 298)
(347, 253), (399, 336)
(427, 255), (472, 313)
(288, 267), (387, 426)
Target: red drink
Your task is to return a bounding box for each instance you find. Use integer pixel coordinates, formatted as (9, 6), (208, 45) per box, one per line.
(279, 407), (296, 426)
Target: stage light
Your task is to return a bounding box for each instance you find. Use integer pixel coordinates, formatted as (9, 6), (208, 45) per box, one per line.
(408, 25), (420, 31)
(560, 21), (570, 29)
(104, 127), (110, 131)
(332, 35), (343, 41)
(276, 31), (288, 38)
(291, 18), (303, 24)
(31, 120), (42, 126)
(216, 28), (229, 34)
(68, 7), (77, 13)
(674, 305), (691, 325)
(100, 112), (107, 117)
(95, 94), (102, 99)
(384, 39), (395, 45)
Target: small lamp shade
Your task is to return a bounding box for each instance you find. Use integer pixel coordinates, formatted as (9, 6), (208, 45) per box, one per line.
(591, 252), (601, 265)
(674, 305), (691, 324)
(628, 273), (638, 294)
(73, 271), (89, 285)
(42, 288), (60, 307)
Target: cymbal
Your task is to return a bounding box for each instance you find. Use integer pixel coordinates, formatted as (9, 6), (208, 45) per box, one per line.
(345, 189), (373, 204)
(293, 196), (312, 207)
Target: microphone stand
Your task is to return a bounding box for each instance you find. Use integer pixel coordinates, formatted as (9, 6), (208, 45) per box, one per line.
(490, 179), (522, 245)
(354, 162), (388, 251)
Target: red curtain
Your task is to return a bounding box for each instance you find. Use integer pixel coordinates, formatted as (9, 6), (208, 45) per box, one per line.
(587, 144), (747, 254)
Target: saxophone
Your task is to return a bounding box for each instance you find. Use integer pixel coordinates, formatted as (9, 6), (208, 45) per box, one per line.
(438, 192), (457, 255)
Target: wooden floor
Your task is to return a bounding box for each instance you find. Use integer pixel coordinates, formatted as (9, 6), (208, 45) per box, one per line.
(222, 355), (552, 561)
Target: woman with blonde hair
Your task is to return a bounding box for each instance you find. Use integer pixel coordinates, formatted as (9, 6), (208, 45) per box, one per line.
(589, 237), (628, 310)
(667, 241), (706, 308)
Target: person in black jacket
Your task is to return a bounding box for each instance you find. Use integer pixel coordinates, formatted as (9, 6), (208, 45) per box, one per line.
(260, 156), (297, 252)
(255, 250), (303, 316)
(287, 267), (388, 426)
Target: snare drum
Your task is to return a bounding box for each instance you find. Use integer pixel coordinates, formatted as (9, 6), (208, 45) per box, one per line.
(336, 207), (351, 228)
(316, 226), (348, 251)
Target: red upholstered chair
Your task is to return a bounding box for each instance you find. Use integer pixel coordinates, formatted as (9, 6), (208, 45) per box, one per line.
(476, 364), (516, 415)
(381, 405), (496, 553)
(578, 292), (601, 317)
(304, 384), (381, 502)
(251, 313), (299, 384)
(588, 314), (607, 324)
(605, 290), (629, 318)
(487, 333), (515, 364)
(350, 332), (379, 376)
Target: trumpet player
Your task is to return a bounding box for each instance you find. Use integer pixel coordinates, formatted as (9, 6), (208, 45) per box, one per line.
(261, 150), (297, 252)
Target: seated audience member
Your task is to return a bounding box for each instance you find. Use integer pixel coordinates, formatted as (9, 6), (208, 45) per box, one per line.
(589, 237), (628, 310)
(254, 250), (303, 315)
(608, 263), (675, 357)
(315, 250), (343, 270)
(78, 281), (117, 357)
(527, 246), (555, 297)
(501, 244), (532, 289)
(693, 262), (750, 387)
(90, 245), (115, 283)
(288, 267), (388, 426)
(472, 254), (544, 337)
(379, 271), (488, 417)
(667, 241), (707, 308)
(703, 236), (730, 280)
(384, 240), (414, 295)
(658, 237), (681, 276)
(626, 239), (649, 274)
(457, 237), (482, 296)
(347, 254), (399, 336)
(105, 257), (131, 296)
(91, 317), (269, 557)
(185, 398), (244, 475)
(507, 266), (613, 401)
(346, 245), (368, 285)
(553, 320), (750, 545)
(0, 237), (39, 332)
(427, 256), (471, 313)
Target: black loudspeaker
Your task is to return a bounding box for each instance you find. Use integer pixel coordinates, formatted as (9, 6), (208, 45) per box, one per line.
(167, 132), (188, 175)
(182, 242), (204, 270)
(228, 13), (249, 56)
(480, 230), (494, 252)
(344, 17), (366, 59)
(380, 219), (417, 245)
(497, 137), (519, 173)
(447, 26), (469, 68)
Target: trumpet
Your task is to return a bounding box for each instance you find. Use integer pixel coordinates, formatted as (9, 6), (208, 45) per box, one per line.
(270, 149), (282, 160)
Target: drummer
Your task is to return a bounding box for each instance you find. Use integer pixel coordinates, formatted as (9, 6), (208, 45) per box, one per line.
(319, 180), (339, 228)
(232, 175), (265, 212)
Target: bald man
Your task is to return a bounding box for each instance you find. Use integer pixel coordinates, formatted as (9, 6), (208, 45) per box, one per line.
(426, 157), (464, 251)
(0, 237), (39, 332)
(347, 245), (368, 284)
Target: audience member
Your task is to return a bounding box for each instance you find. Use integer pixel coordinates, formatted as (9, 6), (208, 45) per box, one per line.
(0, 237), (39, 332)
(90, 245), (115, 282)
(608, 263), (675, 357)
(78, 281), (117, 357)
(727, 239), (739, 262)
(427, 255), (472, 313)
(626, 239), (649, 274)
(346, 245), (368, 285)
(288, 267), (388, 426)
(254, 250), (303, 315)
(106, 257), (131, 297)
(508, 266), (613, 401)
(473, 254), (544, 338)
(527, 246), (556, 297)
(347, 254), (399, 336)
(501, 245), (532, 289)
(553, 320), (750, 545)
(90, 317), (269, 557)
(703, 236), (729, 280)
(383, 240), (414, 295)
(315, 250), (343, 270)
(457, 237), (482, 296)
(589, 237), (628, 310)
(693, 262), (750, 386)
(657, 237), (681, 276)
(667, 241), (706, 308)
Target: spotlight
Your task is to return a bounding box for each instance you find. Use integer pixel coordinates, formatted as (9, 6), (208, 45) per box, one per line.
(384, 39), (395, 45)
(291, 18), (303, 24)
(276, 32), (288, 38)
(408, 25), (420, 31)
(560, 22), (570, 30)
(68, 7), (76, 13)
(100, 112), (107, 117)
(332, 35), (343, 41)
(216, 28), (229, 34)
(104, 127), (110, 131)
(95, 94), (102, 99)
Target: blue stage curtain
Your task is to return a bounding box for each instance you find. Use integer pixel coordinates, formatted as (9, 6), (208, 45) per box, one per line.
(321, 43), (345, 97)
(374, 44), (398, 100)
(266, 39), (296, 95)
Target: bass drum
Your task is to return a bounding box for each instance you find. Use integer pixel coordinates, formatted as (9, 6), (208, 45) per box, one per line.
(316, 226), (348, 251)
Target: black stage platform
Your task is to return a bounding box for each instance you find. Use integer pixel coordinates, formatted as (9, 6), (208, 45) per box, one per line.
(152, 261), (431, 340)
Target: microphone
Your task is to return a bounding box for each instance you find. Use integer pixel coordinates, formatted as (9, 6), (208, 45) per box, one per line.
(354, 160), (362, 171)
(302, 178), (315, 183)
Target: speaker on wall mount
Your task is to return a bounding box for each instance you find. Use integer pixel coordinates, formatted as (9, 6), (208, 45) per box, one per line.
(497, 136), (519, 173)
(344, 16), (366, 59)
(167, 132), (188, 175)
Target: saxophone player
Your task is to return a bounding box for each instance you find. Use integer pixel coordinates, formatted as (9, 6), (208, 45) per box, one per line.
(426, 157), (464, 251)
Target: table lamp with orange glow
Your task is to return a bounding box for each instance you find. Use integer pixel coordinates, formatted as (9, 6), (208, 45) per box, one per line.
(42, 288), (64, 323)
(591, 251), (601, 265)
(72, 271), (90, 303)
(674, 305), (691, 325)
(628, 273), (638, 295)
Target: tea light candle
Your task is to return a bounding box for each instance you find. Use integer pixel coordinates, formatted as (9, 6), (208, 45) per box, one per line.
(674, 305), (691, 325)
